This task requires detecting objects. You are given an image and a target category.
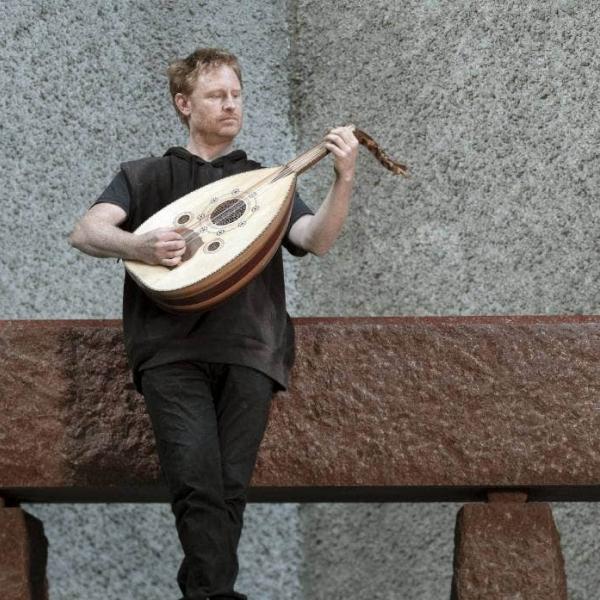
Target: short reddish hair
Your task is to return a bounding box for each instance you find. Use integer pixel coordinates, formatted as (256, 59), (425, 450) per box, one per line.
(167, 47), (243, 128)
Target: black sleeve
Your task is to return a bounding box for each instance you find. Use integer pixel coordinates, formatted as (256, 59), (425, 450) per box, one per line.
(90, 170), (131, 217)
(282, 191), (314, 257)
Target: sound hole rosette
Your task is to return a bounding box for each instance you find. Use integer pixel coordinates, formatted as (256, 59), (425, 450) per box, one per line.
(121, 165), (295, 313)
(174, 212), (193, 227)
(209, 198), (247, 229)
(203, 238), (224, 254)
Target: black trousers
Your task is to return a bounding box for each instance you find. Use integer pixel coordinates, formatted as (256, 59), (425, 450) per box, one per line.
(140, 361), (275, 600)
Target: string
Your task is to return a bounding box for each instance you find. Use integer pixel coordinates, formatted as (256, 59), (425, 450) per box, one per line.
(168, 129), (408, 247)
(175, 144), (329, 244)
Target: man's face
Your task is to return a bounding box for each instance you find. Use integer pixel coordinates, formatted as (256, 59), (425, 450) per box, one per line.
(177, 64), (243, 143)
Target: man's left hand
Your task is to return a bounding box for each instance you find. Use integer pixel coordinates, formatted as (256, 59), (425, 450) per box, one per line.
(324, 125), (359, 181)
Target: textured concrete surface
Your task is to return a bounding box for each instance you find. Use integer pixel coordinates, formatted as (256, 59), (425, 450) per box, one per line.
(300, 501), (459, 600)
(1, 0), (300, 321)
(2, 0), (600, 599)
(452, 497), (567, 599)
(291, 0), (600, 317)
(1, 1), (303, 599)
(553, 502), (600, 600)
(289, 2), (600, 599)
(21, 502), (302, 600)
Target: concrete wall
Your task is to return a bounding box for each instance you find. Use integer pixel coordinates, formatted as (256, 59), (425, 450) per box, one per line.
(2, 1), (303, 599)
(289, 2), (600, 598)
(2, 0), (600, 599)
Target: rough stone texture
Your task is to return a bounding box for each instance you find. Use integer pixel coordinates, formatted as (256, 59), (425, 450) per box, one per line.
(0, 507), (49, 600)
(270, 316), (600, 489)
(552, 502), (600, 600)
(0, 0), (301, 320)
(3, 317), (600, 495)
(288, 3), (600, 598)
(0, 321), (157, 492)
(486, 491), (528, 504)
(0, 2), (303, 599)
(452, 500), (567, 599)
(18, 502), (302, 600)
(3, 1), (600, 598)
(290, 1), (600, 318)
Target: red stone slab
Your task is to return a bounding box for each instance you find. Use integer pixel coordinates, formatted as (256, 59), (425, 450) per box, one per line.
(2, 317), (600, 501)
(452, 496), (567, 599)
(0, 507), (48, 600)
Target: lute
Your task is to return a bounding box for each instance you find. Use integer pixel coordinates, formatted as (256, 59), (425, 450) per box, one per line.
(123, 125), (408, 313)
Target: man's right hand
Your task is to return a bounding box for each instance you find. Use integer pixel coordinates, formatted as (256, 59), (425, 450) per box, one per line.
(137, 228), (187, 267)
(69, 203), (187, 266)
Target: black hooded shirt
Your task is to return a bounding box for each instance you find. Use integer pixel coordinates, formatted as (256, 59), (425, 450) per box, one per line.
(93, 146), (314, 393)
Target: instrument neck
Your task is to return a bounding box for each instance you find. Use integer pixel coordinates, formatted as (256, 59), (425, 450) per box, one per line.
(285, 142), (329, 176)
(273, 125), (409, 181)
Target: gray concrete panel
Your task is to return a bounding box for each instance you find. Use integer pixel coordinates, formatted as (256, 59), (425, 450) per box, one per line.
(1, 0), (302, 320)
(290, 1), (600, 598)
(290, 0), (600, 317)
(299, 502), (460, 600)
(4, 0), (600, 598)
(24, 502), (302, 600)
(1, 1), (303, 599)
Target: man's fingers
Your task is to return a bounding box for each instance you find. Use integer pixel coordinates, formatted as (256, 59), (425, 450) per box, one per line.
(326, 127), (358, 149)
(324, 141), (345, 156)
(329, 125), (356, 140)
(155, 227), (185, 241)
(161, 256), (182, 267)
(325, 125), (359, 179)
(332, 126), (358, 146)
(325, 132), (345, 144)
(325, 133), (351, 153)
(162, 239), (186, 251)
(325, 140), (354, 158)
(159, 246), (186, 259)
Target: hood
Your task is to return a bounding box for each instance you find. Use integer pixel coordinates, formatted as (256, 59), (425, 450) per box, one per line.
(163, 146), (247, 168)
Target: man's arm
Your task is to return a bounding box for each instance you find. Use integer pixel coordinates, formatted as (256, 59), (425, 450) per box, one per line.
(287, 125), (359, 256)
(69, 203), (187, 267)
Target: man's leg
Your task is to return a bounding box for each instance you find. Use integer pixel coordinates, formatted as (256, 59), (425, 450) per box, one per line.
(140, 361), (274, 600)
(212, 363), (275, 591)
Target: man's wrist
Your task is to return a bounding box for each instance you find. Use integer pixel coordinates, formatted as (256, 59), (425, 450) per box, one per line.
(128, 234), (148, 263)
(334, 167), (355, 183)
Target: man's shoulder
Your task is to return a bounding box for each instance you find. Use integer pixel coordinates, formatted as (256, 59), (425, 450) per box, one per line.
(244, 156), (262, 169)
(120, 155), (168, 176)
(120, 155), (163, 168)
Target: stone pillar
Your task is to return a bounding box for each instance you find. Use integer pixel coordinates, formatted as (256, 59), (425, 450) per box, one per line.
(451, 491), (567, 600)
(0, 498), (49, 600)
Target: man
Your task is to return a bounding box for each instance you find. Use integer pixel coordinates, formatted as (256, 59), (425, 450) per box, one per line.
(69, 47), (358, 600)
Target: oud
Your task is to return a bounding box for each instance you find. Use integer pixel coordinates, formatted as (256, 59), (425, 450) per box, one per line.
(123, 126), (408, 313)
